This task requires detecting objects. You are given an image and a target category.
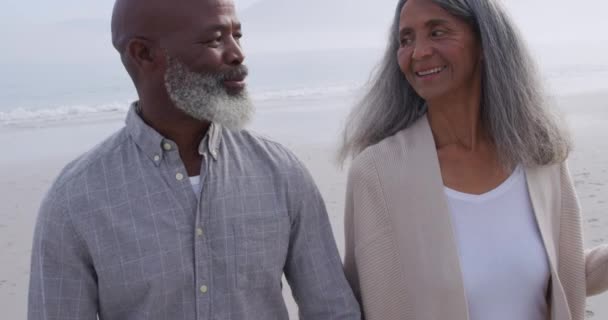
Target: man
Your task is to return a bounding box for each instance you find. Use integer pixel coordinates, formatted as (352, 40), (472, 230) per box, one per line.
(27, 0), (360, 319)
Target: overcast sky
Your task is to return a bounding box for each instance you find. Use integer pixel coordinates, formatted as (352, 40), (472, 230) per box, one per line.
(1, 0), (607, 63)
(0, 0), (262, 63)
(0, 0), (261, 25)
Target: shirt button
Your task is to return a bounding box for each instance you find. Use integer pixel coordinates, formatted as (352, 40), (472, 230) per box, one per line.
(196, 228), (204, 236)
(176, 173), (184, 181)
(200, 285), (208, 294)
(163, 143), (172, 151)
(153, 155), (160, 162)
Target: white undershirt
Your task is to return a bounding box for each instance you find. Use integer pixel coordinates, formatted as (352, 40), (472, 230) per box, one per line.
(445, 166), (550, 320)
(189, 175), (201, 197)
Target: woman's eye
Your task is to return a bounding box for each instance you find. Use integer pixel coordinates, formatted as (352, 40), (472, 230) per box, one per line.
(400, 38), (413, 46)
(431, 30), (446, 37)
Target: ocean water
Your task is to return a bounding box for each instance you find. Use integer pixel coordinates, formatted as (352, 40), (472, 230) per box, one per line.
(2, 45), (608, 126)
(0, 48), (379, 125)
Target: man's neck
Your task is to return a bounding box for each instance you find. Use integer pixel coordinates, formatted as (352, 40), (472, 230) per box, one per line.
(137, 99), (210, 176)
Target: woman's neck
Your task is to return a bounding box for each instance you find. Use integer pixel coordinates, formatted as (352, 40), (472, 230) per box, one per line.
(426, 80), (486, 151)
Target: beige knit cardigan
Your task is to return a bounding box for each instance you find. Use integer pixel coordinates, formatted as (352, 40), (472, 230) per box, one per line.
(343, 115), (608, 320)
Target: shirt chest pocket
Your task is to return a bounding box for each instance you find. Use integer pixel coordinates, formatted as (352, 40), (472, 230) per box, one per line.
(232, 216), (290, 289)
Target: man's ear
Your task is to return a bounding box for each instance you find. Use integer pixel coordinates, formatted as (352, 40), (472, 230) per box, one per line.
(126, 37), (160, 71)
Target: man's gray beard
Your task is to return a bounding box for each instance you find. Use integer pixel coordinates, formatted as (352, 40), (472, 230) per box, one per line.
(163, 56), (254, 130)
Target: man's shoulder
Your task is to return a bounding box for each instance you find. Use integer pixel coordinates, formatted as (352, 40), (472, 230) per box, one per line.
(51, 128), (129, 191)
(225, 129), (304, 170)
(37, 127), (129, 224)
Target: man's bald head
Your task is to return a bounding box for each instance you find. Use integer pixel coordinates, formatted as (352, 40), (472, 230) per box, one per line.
(113, 0), (236, 54)
(112, 0), (179, 54)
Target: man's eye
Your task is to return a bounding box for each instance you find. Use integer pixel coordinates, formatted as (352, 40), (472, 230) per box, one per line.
(201, 37), (221, 47)
(202, 35), (221, 42)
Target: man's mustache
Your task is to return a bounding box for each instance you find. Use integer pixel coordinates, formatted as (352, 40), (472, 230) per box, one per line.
(217, 65), (249, 82)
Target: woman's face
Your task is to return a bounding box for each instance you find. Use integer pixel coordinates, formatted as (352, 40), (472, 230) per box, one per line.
(397, 0), (482, 102)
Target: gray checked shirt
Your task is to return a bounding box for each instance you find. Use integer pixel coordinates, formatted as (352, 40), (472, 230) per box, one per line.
(28, 104), (360, 320)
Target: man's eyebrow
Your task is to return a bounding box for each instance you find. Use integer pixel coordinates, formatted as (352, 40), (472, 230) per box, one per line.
(200, 22), (242, 33)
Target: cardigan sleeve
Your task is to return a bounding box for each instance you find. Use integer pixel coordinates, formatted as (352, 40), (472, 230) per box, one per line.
(585, 245), (608, 296)
(344, 168), (361, 303)
(344, 151), (380, 305)
(560, 161), (608, 296)
(343, 149), (407, 319)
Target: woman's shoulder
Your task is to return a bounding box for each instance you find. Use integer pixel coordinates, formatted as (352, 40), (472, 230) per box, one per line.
(348, 146), (379, 186)
(524, 160), (566, 183)
(351, 120), (423, 168)
(348, 130), (410, 185)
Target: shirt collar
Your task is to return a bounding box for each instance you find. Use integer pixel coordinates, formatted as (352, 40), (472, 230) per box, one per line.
(200, 121), (222, 160)
(125, 102), (223, 166)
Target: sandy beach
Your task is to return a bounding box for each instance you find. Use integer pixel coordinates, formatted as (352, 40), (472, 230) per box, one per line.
(1, 90), (608, 319)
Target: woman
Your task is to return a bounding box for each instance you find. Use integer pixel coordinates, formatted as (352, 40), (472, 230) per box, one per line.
(339, 0), (608, 319)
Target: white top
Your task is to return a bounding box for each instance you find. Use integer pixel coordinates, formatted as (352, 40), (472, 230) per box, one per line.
(445, 166), (550, 320)
(189, 175), (201, 197)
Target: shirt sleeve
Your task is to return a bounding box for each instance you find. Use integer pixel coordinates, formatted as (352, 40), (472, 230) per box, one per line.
(28, 186), (99, 320)
(283, 161), (361, 320)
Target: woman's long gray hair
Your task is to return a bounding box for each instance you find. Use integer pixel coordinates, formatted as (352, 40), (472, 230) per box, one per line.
(338, 0), (570, 167)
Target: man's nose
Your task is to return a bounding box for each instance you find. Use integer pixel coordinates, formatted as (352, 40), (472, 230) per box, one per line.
(224, 36), (245, 66)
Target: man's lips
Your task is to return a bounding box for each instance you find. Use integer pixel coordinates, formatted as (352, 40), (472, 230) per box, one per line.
(223, 78), (246, 90)
(220, 66), (248, 90)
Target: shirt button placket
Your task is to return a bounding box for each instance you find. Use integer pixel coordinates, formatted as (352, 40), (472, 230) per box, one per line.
(194, 151), (211, 318)
(196, 249), (212, 316)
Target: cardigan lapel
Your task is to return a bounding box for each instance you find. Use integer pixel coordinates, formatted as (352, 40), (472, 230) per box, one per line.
(375, 115), (469, 319)
(526, 165), (572, 320)
(376, 114), (571, 319)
